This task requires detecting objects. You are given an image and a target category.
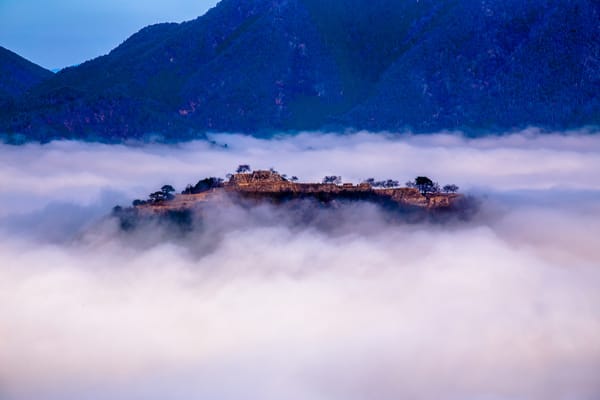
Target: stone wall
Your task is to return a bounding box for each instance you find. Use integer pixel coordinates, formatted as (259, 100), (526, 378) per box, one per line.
(139, 170), (462, 212)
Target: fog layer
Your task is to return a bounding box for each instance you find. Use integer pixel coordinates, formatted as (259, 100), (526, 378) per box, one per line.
(1, 131), (599, 399)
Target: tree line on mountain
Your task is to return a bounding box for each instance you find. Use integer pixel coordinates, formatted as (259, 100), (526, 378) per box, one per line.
(361, 176), (458, 194)
(406, 176), (459, 195)
(132, 185), (176, 206)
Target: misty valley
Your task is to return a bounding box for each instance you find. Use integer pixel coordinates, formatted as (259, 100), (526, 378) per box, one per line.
(1, 132), (600, 399)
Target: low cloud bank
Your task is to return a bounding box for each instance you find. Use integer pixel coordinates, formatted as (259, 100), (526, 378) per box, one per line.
(1, 130), (599, 399)
(1, 129), (600, 217)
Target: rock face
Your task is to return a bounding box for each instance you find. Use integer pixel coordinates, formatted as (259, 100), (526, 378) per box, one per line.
(2, 0), (598, 141)
(138, 170), (460, 214)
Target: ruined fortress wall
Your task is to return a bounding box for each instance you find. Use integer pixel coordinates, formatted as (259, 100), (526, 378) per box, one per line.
(138, 171), (462, 213)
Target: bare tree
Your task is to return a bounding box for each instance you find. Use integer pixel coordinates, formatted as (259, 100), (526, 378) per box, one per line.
(362, 178), (376, 186)
(366, 178), (399, 188)
(382, 179), (399, 188)
(443, 184), (459, 193)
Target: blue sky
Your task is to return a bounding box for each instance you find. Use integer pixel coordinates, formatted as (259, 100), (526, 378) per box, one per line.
(0, 0), (219, 70)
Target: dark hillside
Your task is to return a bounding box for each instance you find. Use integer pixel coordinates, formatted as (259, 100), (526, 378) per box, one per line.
(2, 0), (598, 140)
(0, 46), (53, 100)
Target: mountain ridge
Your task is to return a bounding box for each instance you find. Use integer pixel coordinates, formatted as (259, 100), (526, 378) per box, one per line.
(1, 0), (599, 141)
(0, 46), (54, 102)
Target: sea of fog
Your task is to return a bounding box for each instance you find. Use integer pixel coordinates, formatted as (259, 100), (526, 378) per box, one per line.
(1, 130), (600, 400)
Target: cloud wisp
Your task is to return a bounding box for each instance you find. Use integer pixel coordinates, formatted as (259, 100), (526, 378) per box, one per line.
(1, 130), (600, 399)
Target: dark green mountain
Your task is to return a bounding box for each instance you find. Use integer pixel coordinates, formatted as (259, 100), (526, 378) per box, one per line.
(2, 0), (599, 141)
(0, 46), (53, 101)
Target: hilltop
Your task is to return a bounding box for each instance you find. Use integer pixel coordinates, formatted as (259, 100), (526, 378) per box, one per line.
(142, 170), (458, 211)
(2, 0), (598, 141)
(113, 169), (470, 231)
